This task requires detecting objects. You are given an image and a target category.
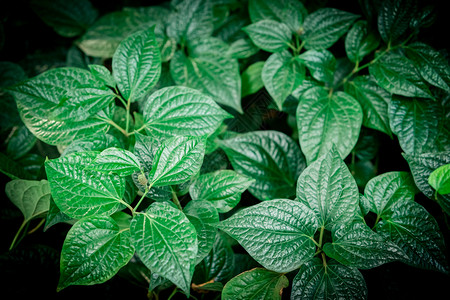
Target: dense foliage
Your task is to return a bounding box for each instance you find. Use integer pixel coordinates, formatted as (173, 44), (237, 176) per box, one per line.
(1, 0), (449, 299)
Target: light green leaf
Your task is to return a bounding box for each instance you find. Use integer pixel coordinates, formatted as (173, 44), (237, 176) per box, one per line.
(45, 151), (126, 218)
(62, 132), (120, 156)
(389, 95), (443, 154)
(241, 61), (264, 98)
(57, 215), (134, 291)
(190, 170), (254, 213)
(130, 202), (198, 294)
(345, 20), (379, 63)
(243, 20), (291, 53)
(112, 27), (161, 103)
(89, 64), (116, 88)
(323, 220), (407, 269)
(369, 51), (433, 99)
(298, 49), (336, 83)
(296, 147), (359, 230)
(5, 179), (51, 222)
(262, 51), (305, 111)
(345, 75), (391, 136)
(218, 130), (305, 200)
(227, 38), (259, 59)
(429, 164), (450, 195)
(376, 200), (449, 274)
(88, 147), (142, 176)
(361, 171), (416, 219)
(301, 8), (359, 50)
(222, 268), (289, 300)
(217, 199), (318, 273)
(296, 87), (362, 164)
(149, 136), (206, 186)
(291, 258), (367, 300)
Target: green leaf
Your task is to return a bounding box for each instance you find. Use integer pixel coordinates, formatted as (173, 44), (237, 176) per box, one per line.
(112, 27), (161, 103)
(57, 215), (134, 291)
(130, 202), (198, 294)
(262, 51), (305, 111)
(345, 20), (379, 63)
(62, 132), (120, 156)
(143, 86), (232, 140)
(0, 152), (33, 180)
(323, 220), (407, 269)
(241, 61), (264, 98)
(170, 38), (242, 113)
(405, 42), (450, 92)
(296, 87), (362, 164)
(227, 38), (259, 59)
(184, 200), (219, 264)
(222, 268), (289, 300)
(30, 0), (98, 37)
(360, 171), (416, 219)
(429, 164), (450, 195)
(298, 49), (336, 84)
(149, 136), (206, 186)
(243, 20), (291, 53)
(376, 200), (449, 274)
(345, 75), (391, 136)
(389, 95), (443, 154)
(291, 258), (367, 300)
(217, 199), (318, 273)
(5, 179), (51, 222)
(369, 51), (433, 99)
(190, 170), (254, 213)
(248, 0), (307, 33)
(296, 147), (359, 229)
(88, 147), (142, 176)
(88, 64), (116, 88)
(6, 125), (37, 160)
(218, 130), (305, 200)
(301, 8), (359, 50)
(377, 0), (417, 44)
(45, 151), (126, 218)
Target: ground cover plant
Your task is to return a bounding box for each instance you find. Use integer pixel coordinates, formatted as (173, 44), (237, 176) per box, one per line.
(0, 0), (449, 299)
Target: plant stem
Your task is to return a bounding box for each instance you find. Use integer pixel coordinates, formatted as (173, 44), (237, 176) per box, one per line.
(28, 218), (45, 234)
(372, 214), (381, 230)
(9, 220), (27, 251)
(171, 188), (182, 210)
(133, 186), (152, 213)
(97, 116), (129, 137)
(125, 96), (131, 134)
(167, 287), (178, 300)
(321, 252), (328, 271)
(318, 225), (325, 248)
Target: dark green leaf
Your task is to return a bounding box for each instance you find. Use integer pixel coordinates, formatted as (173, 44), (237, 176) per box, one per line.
(377, 0), (417, 44)
(6, 125), (37, 160)
(345, 20), (379, 63)
(298, 49), (336, 83)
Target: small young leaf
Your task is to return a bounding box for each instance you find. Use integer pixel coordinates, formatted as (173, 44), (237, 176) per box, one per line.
(222, 268), (289, 300)
(429, 164), (450, 195)
(112, 27), (161, 103)
(217, 199), (318, 273)
(149, 136), (206, 186)
(219, 130), (305, 200)
(298, 49), (336, 83)
(345, 20), (379, 63)
(57, 215), (134, 291)
(62, 132), (120, 156)
(291, 258), (367, 300)
(243, 20), (291, 53)
(130, 202), (198, 294)
(89, 64), (116, 88)
(296, 147), (359, 230)
(189, 170), (254, 213)
(88, 147), (142, 176)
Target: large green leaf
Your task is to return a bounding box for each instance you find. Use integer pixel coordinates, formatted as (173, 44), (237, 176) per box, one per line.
(296, 86), (362, 164)
(377, 0), (417, 44)
(149, 136), (206, 186)
(45, 151), (126, 218)
(429, 164), (450, 195)
(345, 20), (379, 63)
(345, 75), (391, 136)
(323, 220), (407, 269)
(389, 95), (443, 154)
(296, 147), (359, 230)
(243, 20), (291, 53)
(143, 86), (232, 140)
(58, 215), (134, 291)
(218, 130), (305, 200)
(170, 38), (242, 113)
(217, 199), (318, 273)
(262, 51), (305, 111)
(360, 171), (416, 219)
(298, 49), (336, 84)
(290, 258), (367, 300)
(369, 51), (433, 98)
(112, 28), (161, 102)
(5, 179), (51, 222)
(222, 268), (289, 300)
(301, 8), (359, 50)
(88, 147), (142, 176)
(189, 170), (254, 213)
(130, 202), (198, 294)
(376, 200), (448, 274)
(30, 0), (98, 37)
